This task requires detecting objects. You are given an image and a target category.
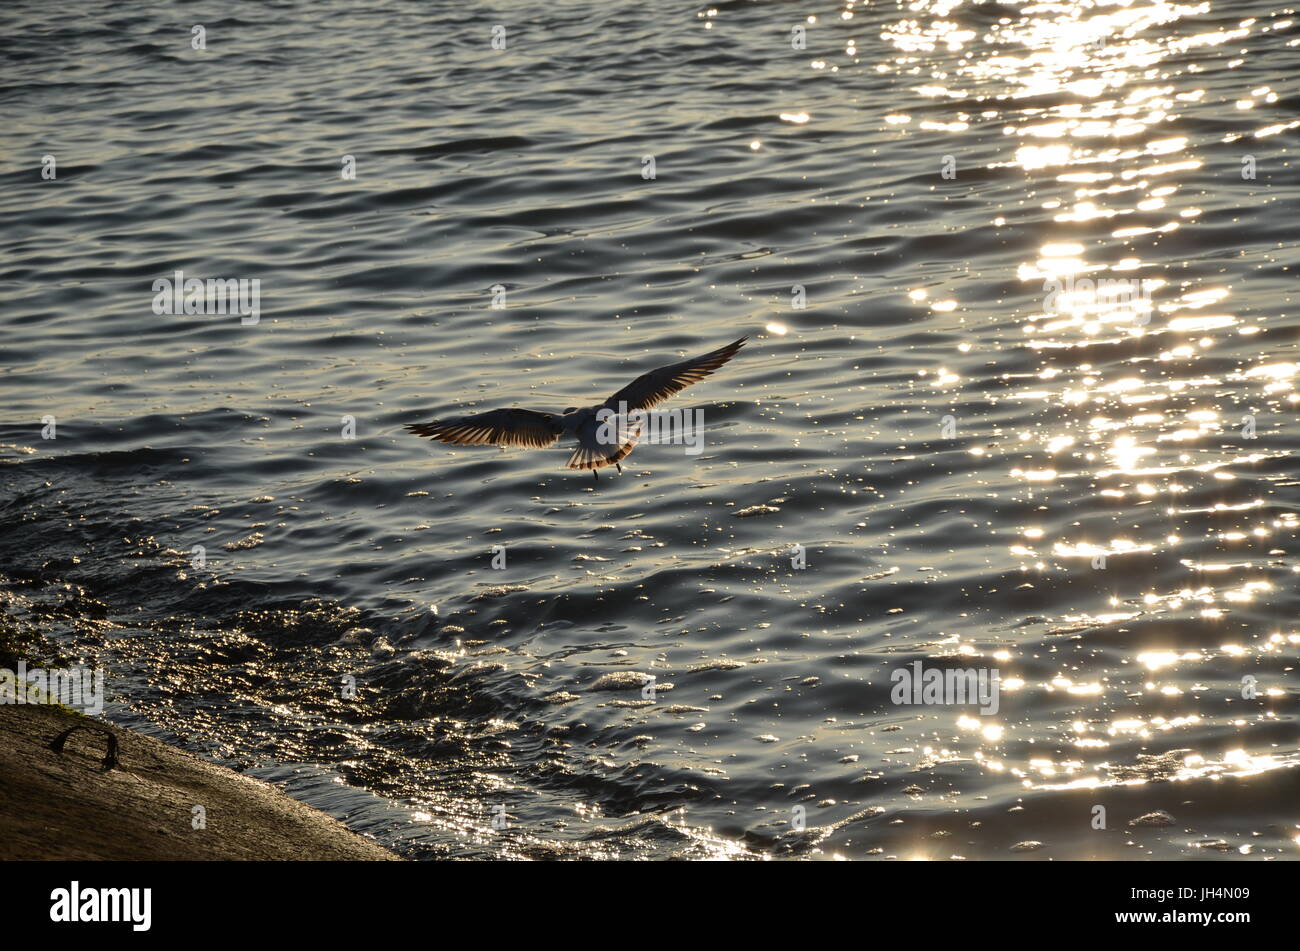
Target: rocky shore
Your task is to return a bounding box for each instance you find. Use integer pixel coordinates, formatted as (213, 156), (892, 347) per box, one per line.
(0, 703), (398, 861)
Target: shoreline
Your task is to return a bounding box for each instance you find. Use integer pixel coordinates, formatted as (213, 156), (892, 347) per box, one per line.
(0, 703), (400, 861)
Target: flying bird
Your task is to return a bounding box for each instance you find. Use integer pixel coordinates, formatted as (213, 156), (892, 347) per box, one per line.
(405, 337), (747, 479)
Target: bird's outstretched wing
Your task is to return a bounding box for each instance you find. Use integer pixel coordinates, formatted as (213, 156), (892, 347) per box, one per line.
(405, 408), (561, 449)
(603, 337), (747, 412)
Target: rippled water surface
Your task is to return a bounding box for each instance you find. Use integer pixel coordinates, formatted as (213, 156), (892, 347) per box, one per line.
(3, 0), (1299, 859)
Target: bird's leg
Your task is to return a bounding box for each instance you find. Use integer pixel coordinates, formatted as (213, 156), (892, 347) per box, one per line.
(616, 463), (622, 474)
(593, 469), (599, 481)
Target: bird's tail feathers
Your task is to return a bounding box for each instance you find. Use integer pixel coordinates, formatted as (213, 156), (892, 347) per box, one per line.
(566, 437), (639, 470)
(567, 416), (641, 471)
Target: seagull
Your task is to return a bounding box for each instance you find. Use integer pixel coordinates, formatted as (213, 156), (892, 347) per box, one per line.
(405, 337), (747, 479)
